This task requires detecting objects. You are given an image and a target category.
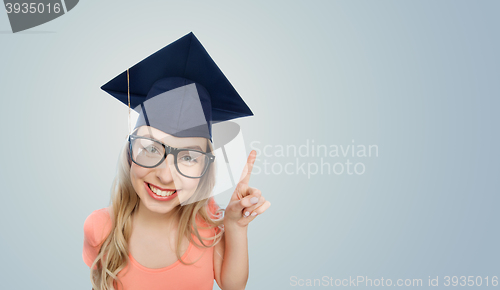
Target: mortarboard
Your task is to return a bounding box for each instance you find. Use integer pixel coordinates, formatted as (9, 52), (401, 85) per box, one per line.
(100, 32), (253, 141)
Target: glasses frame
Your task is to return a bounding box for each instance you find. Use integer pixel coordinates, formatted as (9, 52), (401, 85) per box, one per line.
(128, 134), (215, 179)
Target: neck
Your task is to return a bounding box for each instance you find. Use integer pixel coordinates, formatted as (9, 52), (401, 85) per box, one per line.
(133, 201), (180, 232)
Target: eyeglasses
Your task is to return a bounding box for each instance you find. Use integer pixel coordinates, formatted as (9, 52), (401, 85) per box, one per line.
(128, 135), (215, 179)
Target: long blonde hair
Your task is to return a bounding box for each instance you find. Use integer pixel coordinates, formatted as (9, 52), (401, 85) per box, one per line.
(89, 136), (224, 290)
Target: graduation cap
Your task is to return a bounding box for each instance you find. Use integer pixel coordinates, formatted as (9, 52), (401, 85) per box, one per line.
(100, 32), (253, 141)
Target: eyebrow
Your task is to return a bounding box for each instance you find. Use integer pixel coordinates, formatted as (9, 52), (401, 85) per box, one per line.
(141, 134), (203, 151)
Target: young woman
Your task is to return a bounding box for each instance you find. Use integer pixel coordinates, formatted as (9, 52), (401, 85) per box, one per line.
(83, 126), (269, 290)
(83, 32), (271, 290)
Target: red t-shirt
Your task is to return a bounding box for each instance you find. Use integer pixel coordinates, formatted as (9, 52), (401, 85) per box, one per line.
(83, 197), (222, 290)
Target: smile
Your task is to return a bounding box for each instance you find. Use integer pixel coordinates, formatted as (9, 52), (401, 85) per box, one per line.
(147, 183), (176, 197)
(144, 182), (178, 201)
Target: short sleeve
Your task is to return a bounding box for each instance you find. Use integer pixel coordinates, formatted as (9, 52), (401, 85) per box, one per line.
(82, 208), (112, 269)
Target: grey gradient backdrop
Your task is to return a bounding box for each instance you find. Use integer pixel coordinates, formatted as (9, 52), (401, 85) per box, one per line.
(0, 1), (498, 289)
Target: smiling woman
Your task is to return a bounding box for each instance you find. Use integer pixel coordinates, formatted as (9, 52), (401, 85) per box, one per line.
(83, 32), (271, 290)
(83, 132), (223, 289)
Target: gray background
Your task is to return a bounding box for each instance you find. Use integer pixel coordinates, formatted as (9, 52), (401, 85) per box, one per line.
(0, 0), (498, 289)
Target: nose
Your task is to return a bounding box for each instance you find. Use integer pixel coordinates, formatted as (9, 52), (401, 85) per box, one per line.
(155, 154), (177, 186)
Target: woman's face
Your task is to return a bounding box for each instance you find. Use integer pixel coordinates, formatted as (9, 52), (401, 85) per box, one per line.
(130, 126), (209, 215)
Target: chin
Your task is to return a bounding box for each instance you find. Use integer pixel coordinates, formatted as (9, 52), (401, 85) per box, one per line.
(144, 199), (179, 212)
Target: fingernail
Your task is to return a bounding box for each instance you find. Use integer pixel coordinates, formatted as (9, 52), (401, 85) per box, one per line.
(244, 211), (250, 217)
(251, 212), (257, 216)
(250, 197), (259, 204)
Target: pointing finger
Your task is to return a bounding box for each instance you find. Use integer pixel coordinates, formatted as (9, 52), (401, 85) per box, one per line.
(238, 150), (257, 186)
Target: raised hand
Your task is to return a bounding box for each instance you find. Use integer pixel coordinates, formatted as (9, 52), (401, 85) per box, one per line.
(224, 150), (271, 228)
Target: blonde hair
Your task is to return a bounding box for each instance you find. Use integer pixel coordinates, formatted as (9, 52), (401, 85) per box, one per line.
(89, 136), (224, 290)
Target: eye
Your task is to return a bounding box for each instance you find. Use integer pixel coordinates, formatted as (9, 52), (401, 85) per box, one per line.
(146, 146), (156, 153)
(143, 145), (161, 155)
(180, 155), (198, 163)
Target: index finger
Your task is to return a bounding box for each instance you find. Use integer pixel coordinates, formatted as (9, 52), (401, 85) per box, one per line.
(238, 150), (257, 185)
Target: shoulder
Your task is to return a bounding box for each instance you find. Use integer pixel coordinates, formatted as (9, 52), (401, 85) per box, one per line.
(202, 197), (224, 235)
(194, 197), (223, 231)
(83, 207), (113, 247)
(205, 196), (223, 223)
(207, 196), (221, 216)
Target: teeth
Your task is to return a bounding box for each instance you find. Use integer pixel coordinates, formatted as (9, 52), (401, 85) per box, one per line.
(149, 184), (175, 197)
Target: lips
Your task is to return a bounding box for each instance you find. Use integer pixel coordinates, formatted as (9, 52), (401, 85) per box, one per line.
(148, 183), (176, 195)
(144, 182), (179, 201)
(147, 182), (176, 192)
